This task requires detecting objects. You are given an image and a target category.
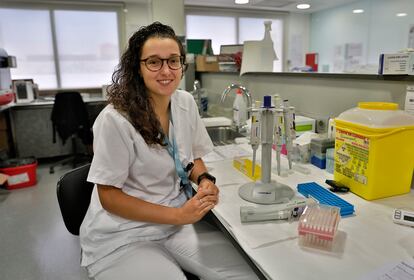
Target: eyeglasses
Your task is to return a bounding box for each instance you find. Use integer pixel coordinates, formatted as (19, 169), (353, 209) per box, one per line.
(140, 55), (184, 72)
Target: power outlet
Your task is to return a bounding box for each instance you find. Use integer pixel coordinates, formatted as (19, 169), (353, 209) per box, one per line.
(315, 118), (328, 133)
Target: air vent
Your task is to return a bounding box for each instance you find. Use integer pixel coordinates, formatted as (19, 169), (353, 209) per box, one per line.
(253, 0), (296, 8)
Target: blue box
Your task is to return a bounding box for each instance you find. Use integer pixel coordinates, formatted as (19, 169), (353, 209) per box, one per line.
(311, 155), (326, 169)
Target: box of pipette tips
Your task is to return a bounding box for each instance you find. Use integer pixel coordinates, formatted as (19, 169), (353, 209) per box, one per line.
(298, 204), (340, 250)
(310, 155), (326, 169)
(232, 157), (261, 181)
(295, 115), (316, 136)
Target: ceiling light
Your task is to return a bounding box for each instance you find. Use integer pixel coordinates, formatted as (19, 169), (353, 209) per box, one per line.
(396, 13), (407, 17)
(296, 4), (311, 10)
(353, 9), (364, 14)
(235, 0), (249, 4)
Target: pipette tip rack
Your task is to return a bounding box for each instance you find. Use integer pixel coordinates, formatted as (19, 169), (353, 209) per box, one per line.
(298, 204), (340, 249)
(297, 182), (355, 216)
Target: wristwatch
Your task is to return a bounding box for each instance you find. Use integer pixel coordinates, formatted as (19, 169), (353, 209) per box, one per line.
(197, 172), (216, 185)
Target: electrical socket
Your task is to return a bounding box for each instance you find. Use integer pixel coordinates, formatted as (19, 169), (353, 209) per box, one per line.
(315, 118), (329, 133)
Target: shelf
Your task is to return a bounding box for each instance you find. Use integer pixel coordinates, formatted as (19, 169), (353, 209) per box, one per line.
(197, 71), (414, 82)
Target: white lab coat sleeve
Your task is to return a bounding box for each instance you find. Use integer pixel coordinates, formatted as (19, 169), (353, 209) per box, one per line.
(87, 108), (134, 188)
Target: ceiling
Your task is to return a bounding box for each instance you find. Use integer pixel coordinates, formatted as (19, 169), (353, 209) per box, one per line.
(42, 0), (361, 14)
(183, 0), (360, 13)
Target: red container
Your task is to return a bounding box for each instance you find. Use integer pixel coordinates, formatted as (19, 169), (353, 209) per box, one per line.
(0, 161), (38, 190)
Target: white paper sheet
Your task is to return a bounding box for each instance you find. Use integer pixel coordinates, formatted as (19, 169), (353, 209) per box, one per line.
(359, 259), (414, 280)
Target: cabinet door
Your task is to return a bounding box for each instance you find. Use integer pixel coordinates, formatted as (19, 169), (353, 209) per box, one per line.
(11, 106), (73, 158)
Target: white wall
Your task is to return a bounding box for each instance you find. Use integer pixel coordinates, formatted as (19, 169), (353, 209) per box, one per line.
(123, 1), (186, 43)
(124, 3), (152, 42)
(199, 72), (409, 129)
(285, 13), (310, 70)
(310, 0), (414, 73)
(152, 0), (185, 36)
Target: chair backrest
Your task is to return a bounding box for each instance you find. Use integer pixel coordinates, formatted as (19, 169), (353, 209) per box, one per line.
(56, 163), (94, 235)
(51, 91), (92, 145)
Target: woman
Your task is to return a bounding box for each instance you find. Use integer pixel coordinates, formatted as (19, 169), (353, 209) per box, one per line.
(79, 22), (258, 280)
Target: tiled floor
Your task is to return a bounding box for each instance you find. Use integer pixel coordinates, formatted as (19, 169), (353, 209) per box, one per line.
(0, 164), (89, 280)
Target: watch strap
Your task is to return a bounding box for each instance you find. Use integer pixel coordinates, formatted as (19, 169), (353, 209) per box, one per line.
(197, 172), (216, 185)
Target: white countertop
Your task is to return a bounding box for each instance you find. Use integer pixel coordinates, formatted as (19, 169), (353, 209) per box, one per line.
(11, 95), (106, 107)
(204, 143), (414, 280)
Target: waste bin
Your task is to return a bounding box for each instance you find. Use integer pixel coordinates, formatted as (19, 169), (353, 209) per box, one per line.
(334, 102), (414, 200)
(0, 157), (37, 190)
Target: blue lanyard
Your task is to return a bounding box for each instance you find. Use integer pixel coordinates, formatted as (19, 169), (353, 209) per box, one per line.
(163, 111), (192, 199)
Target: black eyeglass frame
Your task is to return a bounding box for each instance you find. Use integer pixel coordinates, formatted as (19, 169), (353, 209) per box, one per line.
(140, 55), (186, 72)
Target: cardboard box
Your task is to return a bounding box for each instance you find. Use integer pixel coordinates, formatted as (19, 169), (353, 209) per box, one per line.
(196, 55), (219, 72)
(378, 53), (414, 75)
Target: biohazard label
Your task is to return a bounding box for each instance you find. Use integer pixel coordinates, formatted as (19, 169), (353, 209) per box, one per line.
(335, 128), (369, 185)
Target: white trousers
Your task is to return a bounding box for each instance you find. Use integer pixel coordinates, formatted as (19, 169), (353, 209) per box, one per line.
(86, 221), (259, 280)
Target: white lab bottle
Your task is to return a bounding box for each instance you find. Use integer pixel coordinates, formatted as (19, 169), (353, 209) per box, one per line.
(233, 89), (248, 127)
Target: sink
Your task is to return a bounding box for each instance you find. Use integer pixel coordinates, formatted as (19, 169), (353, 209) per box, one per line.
(206, 126), (244, 146)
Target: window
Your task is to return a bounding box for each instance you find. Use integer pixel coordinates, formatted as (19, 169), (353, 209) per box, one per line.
(0, 5), (120, 89)
(0, 8), (57, 88)
(186, 9), (284, 71)
(186, 15), (236, 55)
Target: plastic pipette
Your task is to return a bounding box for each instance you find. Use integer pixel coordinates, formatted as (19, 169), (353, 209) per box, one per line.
(273, 94), (282, 109)
(250, 101), (261, 177)
(282, 100), (295, 169)
(273, 109), (283, 175)
(240, 197), (317, 222)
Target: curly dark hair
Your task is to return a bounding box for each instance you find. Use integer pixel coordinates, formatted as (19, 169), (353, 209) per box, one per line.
(107, 21), (187, 145)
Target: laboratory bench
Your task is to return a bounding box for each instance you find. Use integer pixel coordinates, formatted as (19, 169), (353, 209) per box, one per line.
(0, 96), (106, 159)
(201, 143), (414, 280)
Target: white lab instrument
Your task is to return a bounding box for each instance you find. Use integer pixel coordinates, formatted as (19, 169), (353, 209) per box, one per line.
(393, 209), (414, 227)
(239, 95), (295, 204)
(274, 108), (283, 175)
(0, 48), (17, 106)
(282, 100), (296, 170)
(250, 101), (261, 177)
(240, 197), (316, 222)
(240, 21), (277, 75)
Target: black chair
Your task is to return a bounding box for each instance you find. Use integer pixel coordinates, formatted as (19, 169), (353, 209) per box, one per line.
(50, 91), (93, 174)
(56, 164), (199, 280)
(57, 163), (93, 235)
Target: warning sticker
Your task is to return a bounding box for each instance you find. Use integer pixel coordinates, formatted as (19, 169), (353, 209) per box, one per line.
(335, 129), (369, 185)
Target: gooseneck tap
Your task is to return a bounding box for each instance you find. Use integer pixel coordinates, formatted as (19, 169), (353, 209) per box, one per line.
(220, 84), (252, 114)
(220, 84), (252, 131)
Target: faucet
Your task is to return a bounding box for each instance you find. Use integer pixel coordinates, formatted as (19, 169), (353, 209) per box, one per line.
(220, 83), (252, 131)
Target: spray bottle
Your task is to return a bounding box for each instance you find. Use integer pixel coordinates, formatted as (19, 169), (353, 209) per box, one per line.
(233, 88), (248, 127)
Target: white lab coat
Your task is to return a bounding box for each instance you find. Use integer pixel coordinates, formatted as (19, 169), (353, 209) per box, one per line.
(79, 89), (213, 267)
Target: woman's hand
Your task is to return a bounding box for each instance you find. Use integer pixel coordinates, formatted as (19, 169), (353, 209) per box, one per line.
(198, 178), (219, 202)
(176, 184), (219, 225)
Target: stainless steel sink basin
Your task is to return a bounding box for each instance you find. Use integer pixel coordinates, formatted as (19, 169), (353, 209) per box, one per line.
(206, 126), (244, 146)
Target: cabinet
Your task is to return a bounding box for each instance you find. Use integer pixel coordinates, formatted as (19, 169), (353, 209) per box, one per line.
(8, 100), (105, 159)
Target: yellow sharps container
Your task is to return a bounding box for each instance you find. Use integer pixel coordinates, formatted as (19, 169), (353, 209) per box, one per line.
(334, 102), (414, 200)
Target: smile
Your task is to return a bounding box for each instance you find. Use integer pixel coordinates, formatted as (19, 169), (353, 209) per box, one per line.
(158, 79), (173, 85)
